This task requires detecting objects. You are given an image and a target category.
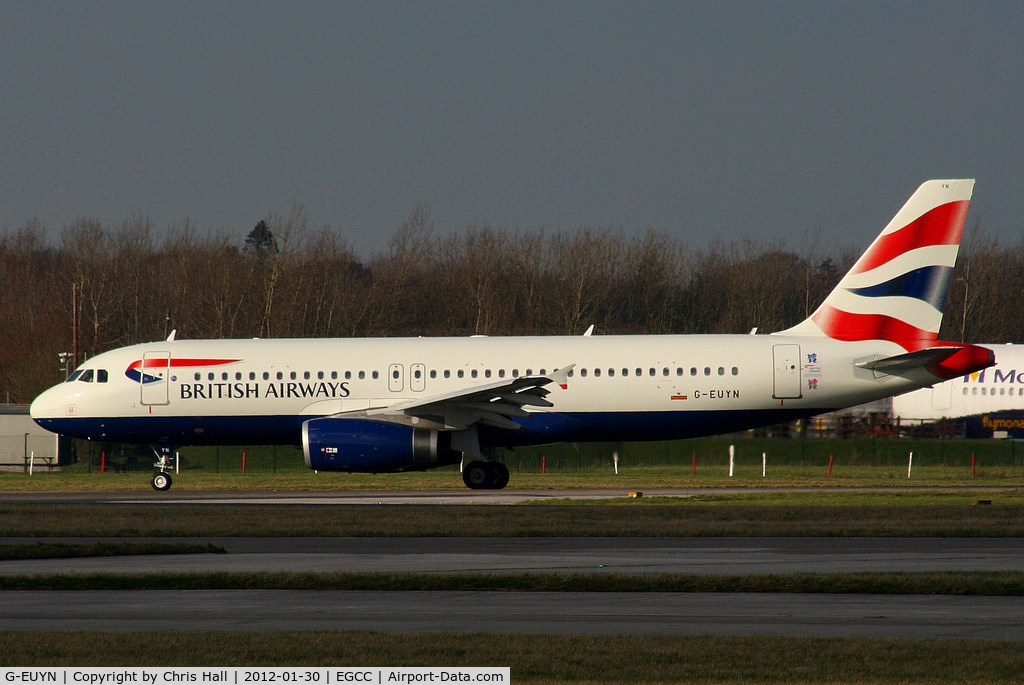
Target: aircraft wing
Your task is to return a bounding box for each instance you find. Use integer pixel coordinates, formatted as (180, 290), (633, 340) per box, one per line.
(354, 365), (574, 431)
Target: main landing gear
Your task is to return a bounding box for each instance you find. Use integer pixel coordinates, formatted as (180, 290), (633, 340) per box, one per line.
(150, 445), (176, 491)
(462, 460), (510, 490)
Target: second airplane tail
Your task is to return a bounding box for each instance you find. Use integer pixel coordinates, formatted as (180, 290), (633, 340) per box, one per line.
(779, 179), (974, 352)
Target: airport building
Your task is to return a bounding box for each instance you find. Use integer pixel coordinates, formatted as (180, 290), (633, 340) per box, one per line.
(0, 405), (63, 471)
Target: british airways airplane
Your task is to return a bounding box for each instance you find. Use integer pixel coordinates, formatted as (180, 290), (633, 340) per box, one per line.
(30, 180), (994, 491)
(892, 344), (1024, 438)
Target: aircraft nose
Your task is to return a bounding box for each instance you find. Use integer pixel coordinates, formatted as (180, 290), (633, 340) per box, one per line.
(30, 384), (68, 425)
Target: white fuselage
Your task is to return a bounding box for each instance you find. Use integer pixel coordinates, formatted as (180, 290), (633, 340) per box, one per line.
(31, 333), (927, 448)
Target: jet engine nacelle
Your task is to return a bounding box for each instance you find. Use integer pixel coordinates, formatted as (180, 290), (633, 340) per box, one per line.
(302, 417), (462, 472)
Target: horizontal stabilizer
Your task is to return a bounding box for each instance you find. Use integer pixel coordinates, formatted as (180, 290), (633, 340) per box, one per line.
(857, 347), (962, 373)
(857, 344), (994, 381)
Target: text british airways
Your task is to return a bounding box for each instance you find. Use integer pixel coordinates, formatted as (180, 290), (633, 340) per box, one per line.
(179, 381), (351, 400)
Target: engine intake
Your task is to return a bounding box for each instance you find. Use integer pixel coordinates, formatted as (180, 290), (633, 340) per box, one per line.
(302, 417), (461, 472)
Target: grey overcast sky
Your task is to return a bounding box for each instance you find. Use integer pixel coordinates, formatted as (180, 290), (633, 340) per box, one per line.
(1, 1), (1021, 257)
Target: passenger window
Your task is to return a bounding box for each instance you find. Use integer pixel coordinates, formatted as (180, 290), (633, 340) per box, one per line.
(277, 372), (284, 380)
(444, 370), (451, 379)
(471, 370), (478, 378)
(732, 367), (739, 376)
(358, 371), (365, 380)
(263, 372), (270, 380)
(718, 367), (725, 375)
(581, 369), (588, 378)
(457, 370), (464, 378)
(485, 369), (492, 378)
(194, 372), (202, 381)
(691, 368), (697, 376)
(704, 367), (711, 376)
(250, 372), (257, 380)
(372, 371), (379, 380)
(648, 368), (655, 377)
(662, 368), (669, 376)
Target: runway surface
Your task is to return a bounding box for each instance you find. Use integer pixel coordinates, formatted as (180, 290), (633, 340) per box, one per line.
(2, 536), (1024, 575)
(3, 589), (1023, 639)
(3, 489), (1024, 638)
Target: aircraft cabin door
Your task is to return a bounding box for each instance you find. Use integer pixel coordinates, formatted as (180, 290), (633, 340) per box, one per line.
(388, 363), (404, 392)
(140, 351), (171, 406)
(772, 344), (802, 399)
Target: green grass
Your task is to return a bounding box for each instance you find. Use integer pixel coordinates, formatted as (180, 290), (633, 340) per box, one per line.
(3, 500), (1024, 537)
(0, 542), (223, 560)
(3, 632), (1024, 683)
(3, 462), (1024, 491)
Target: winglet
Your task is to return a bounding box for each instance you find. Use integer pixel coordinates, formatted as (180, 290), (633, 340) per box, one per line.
(550, 364), (575, 390)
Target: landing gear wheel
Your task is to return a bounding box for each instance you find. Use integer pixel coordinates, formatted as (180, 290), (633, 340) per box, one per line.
(151, 472), (172, 491)
(463, 461), (491, 490)
(463, 461), (510, 490)
(489, 461), (510, 489)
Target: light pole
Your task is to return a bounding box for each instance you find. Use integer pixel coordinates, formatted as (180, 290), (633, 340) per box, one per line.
(58, 352), (72, 379)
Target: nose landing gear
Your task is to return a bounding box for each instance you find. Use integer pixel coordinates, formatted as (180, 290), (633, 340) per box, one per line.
(151, 445), (176, 491)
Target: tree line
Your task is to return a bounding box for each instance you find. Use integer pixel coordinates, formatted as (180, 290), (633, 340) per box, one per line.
(1, 206), (1019, 404)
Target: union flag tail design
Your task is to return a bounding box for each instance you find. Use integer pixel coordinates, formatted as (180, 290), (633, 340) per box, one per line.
(780, 179), (974, 351)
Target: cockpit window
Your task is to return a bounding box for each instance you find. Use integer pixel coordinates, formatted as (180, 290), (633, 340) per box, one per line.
(66, 370), (85, 383)
(97, 370), (108, 383)
(79, 370), (94, 383)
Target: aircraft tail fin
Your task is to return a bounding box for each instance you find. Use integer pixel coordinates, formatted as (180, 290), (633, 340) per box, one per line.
(778, 179), (974, 351)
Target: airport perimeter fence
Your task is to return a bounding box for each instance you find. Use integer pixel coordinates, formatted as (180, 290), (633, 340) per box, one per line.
(60, 434), (1024, 478)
